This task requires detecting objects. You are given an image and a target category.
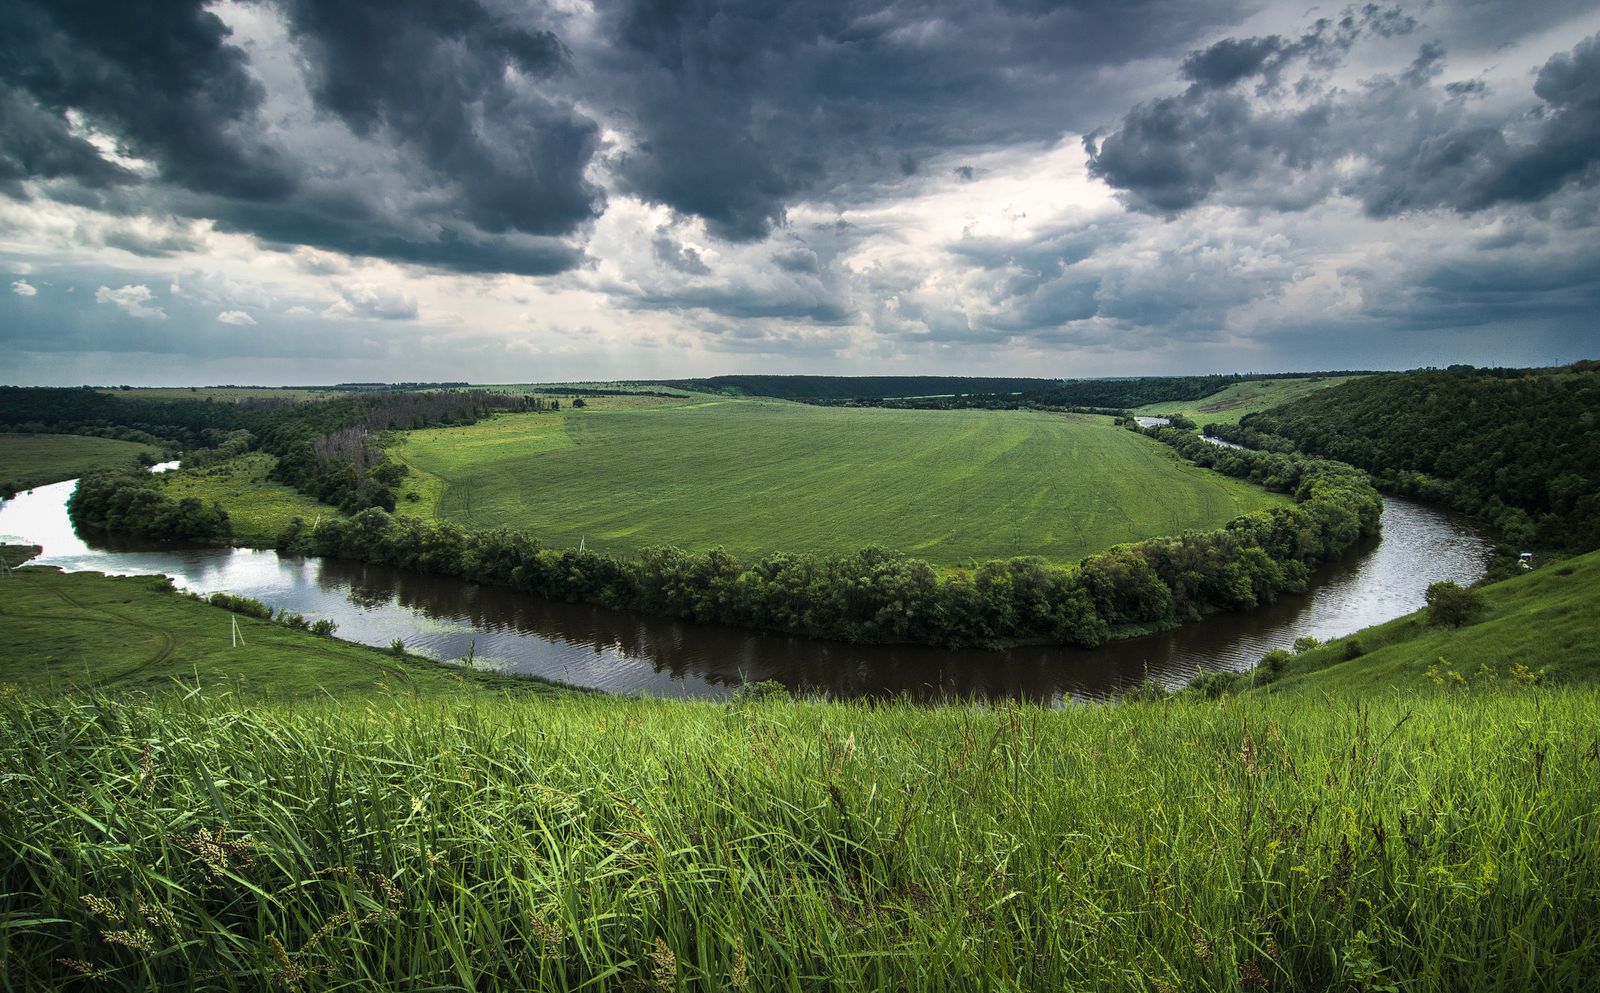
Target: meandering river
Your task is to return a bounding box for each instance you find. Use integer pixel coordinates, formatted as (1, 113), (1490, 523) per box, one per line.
(0, 474), (1492, 701)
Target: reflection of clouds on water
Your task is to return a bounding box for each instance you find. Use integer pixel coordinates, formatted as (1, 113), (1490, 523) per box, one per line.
(0, 481), (1490, 703)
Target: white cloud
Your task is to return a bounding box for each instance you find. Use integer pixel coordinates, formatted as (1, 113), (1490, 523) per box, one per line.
(11, 279), (37, 297)
(218, 309), (257, 325)
(94, 284), (167, 320)
(322, 282), (419, 321)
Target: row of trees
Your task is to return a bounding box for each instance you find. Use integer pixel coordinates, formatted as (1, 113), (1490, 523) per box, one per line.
(1216, 363), (1600, 549)
(273, 436), (1380, 648)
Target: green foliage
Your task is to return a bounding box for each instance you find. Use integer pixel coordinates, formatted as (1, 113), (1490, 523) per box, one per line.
(1425, 581), (1487, 628)
(1234, 364), (1600, 549)
(205, 592), (273, 620)
(69, 470), (233, 545)
(1, 687), (1596, 991)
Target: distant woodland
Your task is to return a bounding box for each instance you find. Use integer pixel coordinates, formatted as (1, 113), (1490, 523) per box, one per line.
(1213, 363), (1600, 550)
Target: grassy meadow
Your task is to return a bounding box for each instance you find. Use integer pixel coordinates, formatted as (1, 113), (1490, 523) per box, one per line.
(1134, 377), (1362, 426)
(393, 401), (1287, 566)
(0, 679), (1594, 991)
(0, 433), (154, 493)
(0, 565), (562, 700)
(158, 453), (334, 546)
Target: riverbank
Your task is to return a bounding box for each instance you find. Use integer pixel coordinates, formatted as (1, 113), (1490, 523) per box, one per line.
(1, 477), (1490, 700)
(0, 554), (568, 700)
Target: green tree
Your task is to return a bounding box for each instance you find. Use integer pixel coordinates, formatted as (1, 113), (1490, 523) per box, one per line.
(1425, 581), (1486, 628)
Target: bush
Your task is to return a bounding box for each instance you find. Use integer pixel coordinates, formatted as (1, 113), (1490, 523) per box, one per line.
(1187, 669), (1246, 698)
(1425, 581), (1487, 628)
(1255, 648), (1293, 684)
(207, 592), (273, 620)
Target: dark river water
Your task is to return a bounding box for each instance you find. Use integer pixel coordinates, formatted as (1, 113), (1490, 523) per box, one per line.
(0, 473), (1492, 701)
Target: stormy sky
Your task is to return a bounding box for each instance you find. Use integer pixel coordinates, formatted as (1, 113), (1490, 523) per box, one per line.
(2, 0), (1598, 384)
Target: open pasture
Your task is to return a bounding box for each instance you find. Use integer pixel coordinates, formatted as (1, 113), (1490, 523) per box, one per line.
(1135, 376), (1362, 426)
(0, 433), (153, 493)
(394, 401), (1287, 567)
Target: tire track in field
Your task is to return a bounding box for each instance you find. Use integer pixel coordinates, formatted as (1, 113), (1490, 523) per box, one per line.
(48, 587), (178, 685)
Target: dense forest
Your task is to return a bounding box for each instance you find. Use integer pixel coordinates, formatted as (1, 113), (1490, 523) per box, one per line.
(719, 372), (1384, 412)
(646, 375), (1060, 400)
(1217, 363), (1600, 550)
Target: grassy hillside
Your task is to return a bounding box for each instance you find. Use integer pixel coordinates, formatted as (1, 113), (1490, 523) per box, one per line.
(1260, 546), (1600, 694)
(1, 681), (1593, 991)
(0, 433), (153, 492)
(2, 540), (1598, 989)
(392, 402), (1287, 566)
(1134, 376), (1362, 426)
(0, 565), (562, 699)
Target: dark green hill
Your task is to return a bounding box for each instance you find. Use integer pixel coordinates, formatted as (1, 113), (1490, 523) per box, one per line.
(1227, 363), (1600, 549)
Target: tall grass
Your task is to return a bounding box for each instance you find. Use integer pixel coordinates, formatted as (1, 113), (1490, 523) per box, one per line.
(1, 686), (1596, 991)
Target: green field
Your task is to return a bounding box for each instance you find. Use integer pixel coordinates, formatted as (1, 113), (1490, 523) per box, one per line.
(393, 401), (1287, 566)
(1135, 376), (1363, 426)
(0, 563), (561, 700)
(158, 453), (333, 545)
(0, 433), (154, 492)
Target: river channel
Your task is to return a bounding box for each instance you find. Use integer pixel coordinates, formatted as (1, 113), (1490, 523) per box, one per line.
(0, 474), (1492, 701)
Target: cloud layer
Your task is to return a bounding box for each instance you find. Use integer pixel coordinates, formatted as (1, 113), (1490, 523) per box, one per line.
(2, 0), (1597, 383)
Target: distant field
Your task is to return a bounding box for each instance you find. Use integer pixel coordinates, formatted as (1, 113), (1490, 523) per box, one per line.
(0, 433), (152, 492)
(393, 401), (1287, 566)
(94, 386), (337, 402)
(1135, 376), (1363, 426)
(158, 452), (333, 545)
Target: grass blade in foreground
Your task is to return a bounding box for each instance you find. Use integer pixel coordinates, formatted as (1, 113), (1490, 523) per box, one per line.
(1, 687), (1595, 991)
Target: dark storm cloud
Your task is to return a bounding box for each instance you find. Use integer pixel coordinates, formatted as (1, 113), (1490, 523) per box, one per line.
(1089, 14), (1600, 221)
(278, 0), (603, 238)
(0, 0), (601, 274)
(0, 0), (289, 199)
(604, 0), (1250, 240)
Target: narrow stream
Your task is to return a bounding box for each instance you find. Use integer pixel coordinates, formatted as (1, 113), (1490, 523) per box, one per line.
(0, 476), (1492, 701)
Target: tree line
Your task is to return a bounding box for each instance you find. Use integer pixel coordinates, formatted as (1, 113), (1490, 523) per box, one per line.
(0, 386), (541, 517)
(68, 471), (233, 545)
(265, 430), (1379, 649)
(1212, 362), (1600, 550)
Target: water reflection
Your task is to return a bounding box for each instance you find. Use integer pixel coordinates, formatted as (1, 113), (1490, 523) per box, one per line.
(0, 478), (1492, 701)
